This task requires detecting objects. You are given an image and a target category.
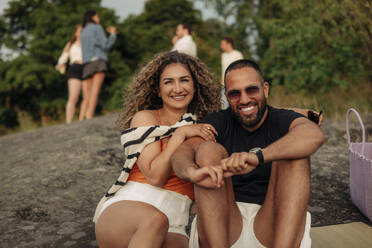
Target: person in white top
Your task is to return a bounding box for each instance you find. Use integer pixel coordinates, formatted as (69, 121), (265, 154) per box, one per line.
(56, 25), (89, 123)
(220, 37), (243, 109)
(171, 24), (197, 57)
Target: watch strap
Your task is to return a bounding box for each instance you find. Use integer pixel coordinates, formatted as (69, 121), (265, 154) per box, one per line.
(250, 147), (264, 166)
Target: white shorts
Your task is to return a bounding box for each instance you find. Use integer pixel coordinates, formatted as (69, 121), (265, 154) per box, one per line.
(189, 202), (312, 248)
(96, 181), (192, 236)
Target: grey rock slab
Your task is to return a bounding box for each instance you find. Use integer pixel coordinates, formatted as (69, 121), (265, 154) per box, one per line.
(71, 232), (86, 240)
(0, 112), (371, 247)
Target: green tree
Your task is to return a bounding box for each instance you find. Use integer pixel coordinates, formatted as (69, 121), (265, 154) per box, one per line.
(0, 0), (127, 127)
(195, 0), (255, 67)
(117, 0), (202, 70)
(201, 0), (372, 92)
(257, 0), (372, 92)
(0, 0), (228, 131)
(116, 0), (225, 81)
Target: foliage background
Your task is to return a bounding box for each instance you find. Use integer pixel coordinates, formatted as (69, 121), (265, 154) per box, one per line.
(0, 0), (371, 133)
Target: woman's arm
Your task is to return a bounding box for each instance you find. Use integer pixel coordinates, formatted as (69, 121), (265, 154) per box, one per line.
(55, 42), (70, 74)
(131, 110), (216, 187)
(57, 42), (71, 65)
(96, 25), (116, 51)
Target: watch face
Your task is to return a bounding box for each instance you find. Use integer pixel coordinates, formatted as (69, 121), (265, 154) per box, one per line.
(249, 147), (264, 166)
(249, 147), (261, 153)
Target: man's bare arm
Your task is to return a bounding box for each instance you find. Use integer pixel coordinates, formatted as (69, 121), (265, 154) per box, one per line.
(262, 117), (324, 163)
(221, 117), (324, 174)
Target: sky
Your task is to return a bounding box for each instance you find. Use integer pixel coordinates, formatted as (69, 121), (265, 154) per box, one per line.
(0, 0), (219, 60)
(0, 0), (217, 20)
(101, 0), (146, 21)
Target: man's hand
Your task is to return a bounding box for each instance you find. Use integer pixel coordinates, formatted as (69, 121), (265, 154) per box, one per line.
(220, 152), (259, 175)
(172, 35), (179, 45)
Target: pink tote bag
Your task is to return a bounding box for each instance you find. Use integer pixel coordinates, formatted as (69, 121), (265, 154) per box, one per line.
(346, 108), (372, 222)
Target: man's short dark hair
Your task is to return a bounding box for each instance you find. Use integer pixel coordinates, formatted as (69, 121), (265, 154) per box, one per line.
(181, 24), (192, 34)
(224, 59), (264, 83)
(222, 37), (234, 46)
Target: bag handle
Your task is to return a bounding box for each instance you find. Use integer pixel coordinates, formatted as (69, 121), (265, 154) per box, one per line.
(346, 108), (366, 155)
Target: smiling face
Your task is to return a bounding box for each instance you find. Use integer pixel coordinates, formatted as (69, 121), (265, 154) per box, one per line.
(158, 63), (195, 112)
(225, 67), (269, 131)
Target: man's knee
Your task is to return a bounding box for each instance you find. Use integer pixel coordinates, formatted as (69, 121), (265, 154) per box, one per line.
(195, 141), (228, 168)
(273, 158), (310, 175)
(272, 158), (311, 196)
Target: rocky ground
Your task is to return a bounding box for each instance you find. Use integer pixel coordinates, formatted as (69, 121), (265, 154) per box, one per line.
(0, 113), (371, 247)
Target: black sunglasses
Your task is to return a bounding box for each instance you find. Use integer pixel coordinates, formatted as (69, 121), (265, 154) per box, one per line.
(226, 86), (260, 101)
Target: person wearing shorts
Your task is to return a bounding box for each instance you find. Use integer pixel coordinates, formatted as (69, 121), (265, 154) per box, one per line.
(67, 63), (84, 80)
(94, 51), (221, 248)
(56, 25), (88, 123)
(171, 59), (324, 247)
(80, 10), (117, 120)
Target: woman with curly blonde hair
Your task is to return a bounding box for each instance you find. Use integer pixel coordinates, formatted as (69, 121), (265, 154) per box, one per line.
(117, 51), (220, 131)
(95, 51), (221, 248)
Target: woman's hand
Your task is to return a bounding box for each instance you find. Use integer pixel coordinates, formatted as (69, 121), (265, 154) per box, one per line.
(55, 64), (66, 74)
(174, 124), (217, 142)
(106, 26), (117, 35)
(308, 110), (323, 126)
(187, 165), (225, 188)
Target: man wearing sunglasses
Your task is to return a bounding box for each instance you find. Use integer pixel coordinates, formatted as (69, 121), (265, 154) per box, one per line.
(171, 59), (324, 248)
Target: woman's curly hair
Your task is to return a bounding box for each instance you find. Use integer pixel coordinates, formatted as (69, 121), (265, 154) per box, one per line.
(117, 51), (221, 132)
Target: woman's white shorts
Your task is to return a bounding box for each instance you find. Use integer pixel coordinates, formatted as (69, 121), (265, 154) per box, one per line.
(96, 181), (192, 237)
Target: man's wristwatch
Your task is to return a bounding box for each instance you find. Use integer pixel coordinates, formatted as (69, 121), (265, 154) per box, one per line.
(249, 147), (264, 167)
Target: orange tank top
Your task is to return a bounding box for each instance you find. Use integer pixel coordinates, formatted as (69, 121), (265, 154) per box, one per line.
(127, 110), (194, 200)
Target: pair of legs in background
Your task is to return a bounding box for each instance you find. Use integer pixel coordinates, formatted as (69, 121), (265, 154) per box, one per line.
(83, 72), (105, 119)
(191, 141), (311, 248)
(65, 72), (104, 123)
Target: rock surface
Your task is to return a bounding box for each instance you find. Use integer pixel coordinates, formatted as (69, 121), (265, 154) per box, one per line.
(0, 112), (371, 247)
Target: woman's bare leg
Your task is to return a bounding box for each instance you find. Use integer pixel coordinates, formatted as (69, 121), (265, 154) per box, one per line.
(86, 72), (105, 119)
(79, 79), (91, 121)
(66, 78), (82, 123)
(96, 201), (169, 248)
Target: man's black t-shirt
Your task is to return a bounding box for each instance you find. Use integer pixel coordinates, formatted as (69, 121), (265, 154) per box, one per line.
(200, 106), (304, 205)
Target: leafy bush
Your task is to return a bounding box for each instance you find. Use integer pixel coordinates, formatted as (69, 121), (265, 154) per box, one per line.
(0, 107), (19, 128)
(257, 0), (372, 93)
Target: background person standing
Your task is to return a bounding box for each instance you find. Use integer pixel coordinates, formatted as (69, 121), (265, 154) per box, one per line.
(171, 24), (197, 57)
(80, 10), (117, 120)
(220, 37), (243, 109)
(56, 25), (88, 123)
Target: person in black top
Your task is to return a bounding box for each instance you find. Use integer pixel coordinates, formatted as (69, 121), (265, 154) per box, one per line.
(171, 59), (324, 248)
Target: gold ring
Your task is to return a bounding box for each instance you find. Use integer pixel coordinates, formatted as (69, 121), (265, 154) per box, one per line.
(207, 127), (211, 130)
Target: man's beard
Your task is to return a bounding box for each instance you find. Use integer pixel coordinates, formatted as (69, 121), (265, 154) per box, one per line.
(232, 97), (267, 129)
